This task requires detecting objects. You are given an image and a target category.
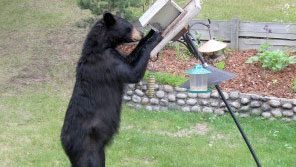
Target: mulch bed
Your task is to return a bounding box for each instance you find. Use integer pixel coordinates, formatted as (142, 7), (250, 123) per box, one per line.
(118, 44), (296, 99)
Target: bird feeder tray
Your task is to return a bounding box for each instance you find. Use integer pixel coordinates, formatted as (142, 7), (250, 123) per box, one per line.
(181, 65), (236, 93)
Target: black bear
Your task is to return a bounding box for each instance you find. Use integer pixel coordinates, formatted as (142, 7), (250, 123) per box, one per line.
(61, 12), (162, 167)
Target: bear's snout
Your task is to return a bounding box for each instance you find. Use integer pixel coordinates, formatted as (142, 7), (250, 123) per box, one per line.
(131, 27), (143, 42)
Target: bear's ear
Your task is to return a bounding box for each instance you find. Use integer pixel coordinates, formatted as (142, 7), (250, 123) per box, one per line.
(103, 12), (116, 27)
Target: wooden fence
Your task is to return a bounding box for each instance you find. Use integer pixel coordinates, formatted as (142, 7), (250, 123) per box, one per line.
(189, 19), (296, 51)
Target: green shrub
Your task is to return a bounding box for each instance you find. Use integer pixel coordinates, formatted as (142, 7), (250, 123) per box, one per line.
(144, 71), (187, 87)
(76, 0), (146, 20)
(292, 77), (296, 92)
(174, 43), (191, 61)
(214, 61), (225, 70)
(246, 43), (296, 71)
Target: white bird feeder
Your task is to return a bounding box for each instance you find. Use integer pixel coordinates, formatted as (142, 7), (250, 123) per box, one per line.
(139, 0), (202, 57)
(139, 0), (183, 31)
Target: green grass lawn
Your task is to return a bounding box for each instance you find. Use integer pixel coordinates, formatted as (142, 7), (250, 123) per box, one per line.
(181, 0), (296, 23)
(139, 0), (296, 23)
(1, 88), (296, 167)
(1, 0), (296, 166)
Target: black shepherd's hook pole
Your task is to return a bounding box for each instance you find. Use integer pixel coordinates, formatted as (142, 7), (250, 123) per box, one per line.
(183, 32), (261, 167)
(215, 85), (261, 167)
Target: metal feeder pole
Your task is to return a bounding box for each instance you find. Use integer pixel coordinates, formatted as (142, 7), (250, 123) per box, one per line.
(183, 33), (262, 167)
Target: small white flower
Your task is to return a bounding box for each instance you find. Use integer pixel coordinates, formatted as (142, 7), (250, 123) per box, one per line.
(284, 143), (293, 149)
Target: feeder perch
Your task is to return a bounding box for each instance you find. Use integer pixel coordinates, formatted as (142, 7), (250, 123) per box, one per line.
(186, 64), (212, 93)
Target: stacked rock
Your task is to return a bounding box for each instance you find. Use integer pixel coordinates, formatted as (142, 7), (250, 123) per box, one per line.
(123, 81), (296, 121)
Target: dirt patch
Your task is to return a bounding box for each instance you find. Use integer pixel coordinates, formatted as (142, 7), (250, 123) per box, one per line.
(0, 143), (11, 167)
(121, 157), (156, 166)
(0, 0), (90, 94)
(8, 59), (51, 86)
(122, 123), (210, 138)
(119, 44), (296, 99)
(3, 27), (86, 92)
(142, 123), (209, 138)
(173, 123), (209, 137)
(121, 125), (135, 130)
(208, 133), (226, 147)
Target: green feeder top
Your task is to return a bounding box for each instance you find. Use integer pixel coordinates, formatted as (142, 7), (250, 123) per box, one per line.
(186, 64), (212, 75)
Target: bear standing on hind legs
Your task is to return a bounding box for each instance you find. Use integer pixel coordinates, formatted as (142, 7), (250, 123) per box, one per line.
(61, 12), (162, 167)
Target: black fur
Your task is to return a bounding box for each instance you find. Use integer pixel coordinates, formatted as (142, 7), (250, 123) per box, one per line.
(61, 12), (162, 167)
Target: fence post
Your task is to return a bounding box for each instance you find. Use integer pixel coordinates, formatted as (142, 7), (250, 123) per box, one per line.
(230, 18), (240, 50)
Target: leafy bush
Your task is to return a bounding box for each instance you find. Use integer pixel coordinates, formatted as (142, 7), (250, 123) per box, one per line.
(292, 77), (296, 92)
(76, 0), (146, 20)
(144, 71), (187, 87)
(214, 61), (225, 70)
(174, 43), (191, 61)
(246, 43), (296, 71)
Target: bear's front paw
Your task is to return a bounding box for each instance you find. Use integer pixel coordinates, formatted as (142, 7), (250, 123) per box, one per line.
(145, 29), (156, 39)
(154, 32), (163, 43)
(147, 31), (162, 47)
(137, 29), (155, 46)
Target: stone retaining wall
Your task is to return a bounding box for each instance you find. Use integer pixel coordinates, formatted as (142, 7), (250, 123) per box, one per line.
(123, 81), (296, 121)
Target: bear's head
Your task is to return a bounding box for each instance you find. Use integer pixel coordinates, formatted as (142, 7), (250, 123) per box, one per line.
(102, 12), (143, 45)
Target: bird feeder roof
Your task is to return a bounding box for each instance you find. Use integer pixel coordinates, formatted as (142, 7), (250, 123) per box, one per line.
(186, 64), (212, 75)
(198, 40), (227, 53)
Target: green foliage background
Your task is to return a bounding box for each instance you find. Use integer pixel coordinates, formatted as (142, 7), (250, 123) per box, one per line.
(76, 0), (152, 20)
(246, 43), (296, 71)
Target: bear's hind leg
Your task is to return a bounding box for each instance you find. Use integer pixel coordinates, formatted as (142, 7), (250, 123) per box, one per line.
(73, 146), (105, 167)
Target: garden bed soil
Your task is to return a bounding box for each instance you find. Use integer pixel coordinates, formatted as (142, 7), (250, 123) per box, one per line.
(118, 44), (296, 99)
